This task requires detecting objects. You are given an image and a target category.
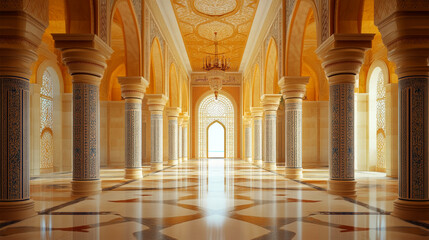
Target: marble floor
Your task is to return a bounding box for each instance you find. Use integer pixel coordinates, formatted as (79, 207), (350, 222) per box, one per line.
(1, 159), (429, 239)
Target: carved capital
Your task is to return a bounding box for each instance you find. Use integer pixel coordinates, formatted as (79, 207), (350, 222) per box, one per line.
(261, 94), (282, 112)
(251, 107), (263, 118)
(146, 94), (168, 113)
(316, 34), (374, 84)
(118, 76), (149, 100)
(53, 34), (113, 85)
(166, 107), (181, 119)
(278, 76), (309, 99)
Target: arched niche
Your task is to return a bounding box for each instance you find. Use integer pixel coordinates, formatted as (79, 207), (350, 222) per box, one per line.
(264, 38), (279, 94)
(207, 121), (226, 158)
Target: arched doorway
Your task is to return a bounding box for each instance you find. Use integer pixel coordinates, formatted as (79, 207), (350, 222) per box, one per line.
(198, 93), (235, 158)
(368, 62), (388, 172)
(207, 121), (225, 158)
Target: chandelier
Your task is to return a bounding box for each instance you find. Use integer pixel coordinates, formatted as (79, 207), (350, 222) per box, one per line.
(203, 32), (230, 100)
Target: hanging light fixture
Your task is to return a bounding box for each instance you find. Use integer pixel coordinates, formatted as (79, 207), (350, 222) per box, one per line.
(203, 32), (230, 100)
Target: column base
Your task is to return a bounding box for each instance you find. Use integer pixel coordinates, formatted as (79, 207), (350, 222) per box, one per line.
(254, 160), (263, 166)
(72, 180), (102, 196)
(0, 199), (36, 220)
(125, 168), (143, 179)
(183, 157), (188, 162)
(392, 199), (429, 221)
(264, 162), (276, 170)
(327, 180), (356, 198)
(168, 160), (178, 165)
(285, 168), (303, 180)
(245, 157), (252, 163)
(151, 163), (163, 171)
(178, 158), (183, 164)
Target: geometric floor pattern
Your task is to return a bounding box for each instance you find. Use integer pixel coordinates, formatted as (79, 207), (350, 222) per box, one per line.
(1, 159), (429, 239)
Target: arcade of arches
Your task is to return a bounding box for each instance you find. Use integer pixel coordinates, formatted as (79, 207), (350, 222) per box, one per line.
(0, 0), (429, 239)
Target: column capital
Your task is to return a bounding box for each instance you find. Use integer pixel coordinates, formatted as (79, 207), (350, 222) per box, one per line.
(261, 94), (282, 112)
(178, 116), (184, 126)
(118, 76), (149, 100)
(181, 112), (190, 126)
(316, 34), (374, 84)
(146, 94), (168, 113)
(251, 107), (263, 118)
(53, 34), (113, 85)
(278, 76), (309, 99)
(374, 3), (429, 79)
(243, 113), (252, 127)
(0, 11), (48, 79)
(166, 107), (181, 118)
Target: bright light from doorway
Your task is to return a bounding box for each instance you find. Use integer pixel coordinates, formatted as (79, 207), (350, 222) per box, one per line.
(208, 122), (225, 158)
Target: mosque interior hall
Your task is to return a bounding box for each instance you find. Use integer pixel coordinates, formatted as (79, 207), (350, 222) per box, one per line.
(0, 0), (429, 239)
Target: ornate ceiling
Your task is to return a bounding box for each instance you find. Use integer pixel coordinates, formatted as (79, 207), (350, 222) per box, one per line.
(170, 0), (260, 71)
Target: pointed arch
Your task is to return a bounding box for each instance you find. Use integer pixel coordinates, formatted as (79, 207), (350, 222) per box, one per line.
(251, 64), (261, 107)
(264, 38), (279, 94)
(207, 120), (226, 158)
(148, 37), (164, 94)
(285, 0), (320, 76)
(111, 0), (141, 76)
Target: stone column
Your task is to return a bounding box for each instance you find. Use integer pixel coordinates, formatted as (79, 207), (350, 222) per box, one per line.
(178, 116), (183, 163)
(0, 5), (47, 220)
(375, 1), (429, 220)
(118, 76), (149, 179)
(316, 34), (373, 197)
(243, 113), (253, 163)
(146, 94), (168, 171)
(53, 34), (112, 195)
(182, 113), (189, 161)
(261, 94), (282, 170)
(278, 76), (309, 179)
(166, 107), (181, 165)
(251, 107), (263, 166)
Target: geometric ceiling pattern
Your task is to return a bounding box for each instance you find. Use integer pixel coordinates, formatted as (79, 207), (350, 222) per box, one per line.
(170, 0), (260, 71)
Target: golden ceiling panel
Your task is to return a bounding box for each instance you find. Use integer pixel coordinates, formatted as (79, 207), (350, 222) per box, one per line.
(171, 0), (260, 71)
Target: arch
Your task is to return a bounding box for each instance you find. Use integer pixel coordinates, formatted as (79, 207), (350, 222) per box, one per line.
(264, 38), (280, 94)
(168, 63), (180, 107)
(196, 91), (237, 158)
(251, 64), (261, 107)
(334, 0), (364, 34)
(285, 0), (320, 76)
(367, 60), (389, 172)
(111, 0), (142, 76)
(148, 37), (164, 94)
(65, 0), (95, 34)
(207, 120), (226, 158)
(36, 65), (63, 172)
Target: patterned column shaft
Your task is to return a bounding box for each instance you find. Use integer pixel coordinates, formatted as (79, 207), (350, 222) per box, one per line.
(316, 34), (373, 197)
(125, 101), (142, 169)
(244, 125), (252, 162)
(72, 83), (100, 181)
(398, 77), (429, 200)
(151, 113), (163, 164)
(0, 77), (30, 200)
(329, 83), (355, 180)
(285, 99), (302, 168)
(264, 112), (277, 164)
(261, 95), (281, 169)
(182, 125), (188, 161)
(178, 120), (183, 163)
(166, 108), (181, 165)
(168, 119), (178, 163)
(53, 34), (113, 195)
(251, 107), (263, 165)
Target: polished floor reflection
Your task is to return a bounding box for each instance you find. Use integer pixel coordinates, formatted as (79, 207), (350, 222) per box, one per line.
(1, 159), (429, 239)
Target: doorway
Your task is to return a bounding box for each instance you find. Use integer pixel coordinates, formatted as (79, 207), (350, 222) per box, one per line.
(207, 121), (225, 158)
